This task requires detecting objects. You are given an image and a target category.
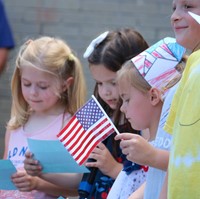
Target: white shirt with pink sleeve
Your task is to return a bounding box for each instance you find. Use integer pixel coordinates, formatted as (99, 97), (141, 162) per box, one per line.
(0, 113), (71, 199)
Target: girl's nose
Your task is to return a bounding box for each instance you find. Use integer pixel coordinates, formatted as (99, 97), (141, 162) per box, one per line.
(30, 85), (38, 96)
(102, 86), (111, 96)
(120, 103), (126, 114)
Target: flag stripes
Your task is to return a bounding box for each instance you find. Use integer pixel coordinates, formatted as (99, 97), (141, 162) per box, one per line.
(57, 96), (118, 165)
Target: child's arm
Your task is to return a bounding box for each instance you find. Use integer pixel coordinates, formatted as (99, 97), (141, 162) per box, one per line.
(3, 129), (11, 159)
(128, 182), (146, 199)
(24, 151), (82, 188)
(4, 131), (79, 197)
(159, 170), (168, 199)
(39, 173), (82, 189)
(115, 133), (169, 170)
(11, 172), (78, 197)
(23, 151), (42, 176)
(85, 142), (123, 179)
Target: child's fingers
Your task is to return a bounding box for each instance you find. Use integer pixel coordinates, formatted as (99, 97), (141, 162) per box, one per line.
(23, 158), (38, 166)
(85, 161), (98, 168)
(119, 139), (128, 148)
(25, 163), (42, 170)
(23, 152), (39, 166)
(11, 171), (26, 179)
(115, 133), (135, 140)
(96, 142), (106, 150)
(25, 151), (33, 158)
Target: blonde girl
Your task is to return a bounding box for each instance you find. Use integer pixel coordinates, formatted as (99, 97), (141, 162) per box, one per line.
(1, 36), (86, 199)
(115, 37), (186, 199)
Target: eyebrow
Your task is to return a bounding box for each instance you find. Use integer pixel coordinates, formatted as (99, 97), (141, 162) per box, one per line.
(93, 77), (116, 82)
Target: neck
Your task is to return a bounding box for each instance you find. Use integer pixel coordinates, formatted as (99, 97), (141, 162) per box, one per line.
(192, 40), (200, 52)
(148, 102), (163, 141)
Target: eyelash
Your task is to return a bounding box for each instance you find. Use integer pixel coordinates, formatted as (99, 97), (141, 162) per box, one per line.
(22, 83), (48, 90)
(96, 82), (102, 86)
(111, 82), (116, 86)
(23, 83), (31, 87)
(184, 4), (191, 9)
(39, 86), (48, 90)
(172, 3), (192, 12)
(96, 82), (116, 86)
(123, 98), (129, 103)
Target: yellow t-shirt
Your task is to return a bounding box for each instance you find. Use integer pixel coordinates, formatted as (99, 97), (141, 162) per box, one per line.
(164, 49), (200, 199)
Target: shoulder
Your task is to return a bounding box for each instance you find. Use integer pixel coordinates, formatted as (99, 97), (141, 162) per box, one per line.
(63, 112), (72, 126)
(186, 50), (200, 73)
(5, 129), (11, 141)
(165, 83), (179, 101)
(3, 129), (12, 159)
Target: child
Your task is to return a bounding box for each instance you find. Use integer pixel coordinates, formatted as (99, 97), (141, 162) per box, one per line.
(81, 28), (150, 199)
(160, 1), (200, 198)
(114, 37), (186, 199)
(0, 36), (87, 198)
(24, 28), (149, 199)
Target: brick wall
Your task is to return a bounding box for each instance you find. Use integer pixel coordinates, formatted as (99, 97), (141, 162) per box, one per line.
(0, 0), (173, 158)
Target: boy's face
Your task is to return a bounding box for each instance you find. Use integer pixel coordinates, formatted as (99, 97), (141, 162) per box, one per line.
(171, 0), (200, 50)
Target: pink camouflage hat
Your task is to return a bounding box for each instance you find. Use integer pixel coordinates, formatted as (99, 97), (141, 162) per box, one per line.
(131, 37), (185, 95)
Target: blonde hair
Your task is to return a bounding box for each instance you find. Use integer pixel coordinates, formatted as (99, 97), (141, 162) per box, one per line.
(117, 55), (187, 96)
(8, 36), (87, 130)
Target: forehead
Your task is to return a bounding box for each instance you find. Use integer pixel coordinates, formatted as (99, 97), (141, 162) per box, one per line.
(21, 66), (56, 81)
(89, 64), (117, 81)
(118, 78), (131, 94)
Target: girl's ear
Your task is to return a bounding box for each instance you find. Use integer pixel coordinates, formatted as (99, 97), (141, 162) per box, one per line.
(149, 87), (162, 106)
(62, 77), (73, 92)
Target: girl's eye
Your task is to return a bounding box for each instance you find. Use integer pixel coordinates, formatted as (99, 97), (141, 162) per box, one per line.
(23, 83), (31, 87)
(96, 82), (102, 86)
(122, 98), (129, 103)
(39, 86), (48, 90)
(184, 4), (192, 10)
(125, 99), (129, 103)
(38, 84), (49, 90)
(184, 5), (189, 9)
(111, 82), (116, 86)
(22, 81), (31, 87)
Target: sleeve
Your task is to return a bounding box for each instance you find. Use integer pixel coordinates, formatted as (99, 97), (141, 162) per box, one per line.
(161, 84), (178, 134)
(0, 0), (15, 48)
(164, 79), (182, 134)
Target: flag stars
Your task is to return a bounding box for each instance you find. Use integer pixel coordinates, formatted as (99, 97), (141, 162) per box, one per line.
(76, 99), (104, 130)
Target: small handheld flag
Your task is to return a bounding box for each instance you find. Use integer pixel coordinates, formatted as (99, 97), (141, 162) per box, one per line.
(57, 95), (120, 165)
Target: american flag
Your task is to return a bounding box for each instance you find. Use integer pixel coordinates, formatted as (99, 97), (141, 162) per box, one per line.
(57, 95), (119, 165)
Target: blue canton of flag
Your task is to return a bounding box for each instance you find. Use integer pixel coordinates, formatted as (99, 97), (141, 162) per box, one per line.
(76, 99), (104, 130)
(57, 95), (118, 165)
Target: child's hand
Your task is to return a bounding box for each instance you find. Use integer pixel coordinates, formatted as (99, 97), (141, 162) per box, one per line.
(85, 143), (122, 179)
(115, 133), (155, 166)
(11, 171), (38, 192)
(24, 151), (42, 176)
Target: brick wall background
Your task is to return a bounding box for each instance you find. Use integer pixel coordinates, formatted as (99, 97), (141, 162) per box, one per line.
(0, 0), (173, 159)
